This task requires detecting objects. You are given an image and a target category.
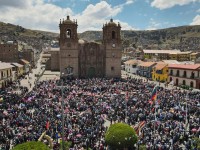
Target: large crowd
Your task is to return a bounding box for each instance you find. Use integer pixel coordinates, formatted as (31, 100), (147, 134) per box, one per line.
(0, 77), (199, 150)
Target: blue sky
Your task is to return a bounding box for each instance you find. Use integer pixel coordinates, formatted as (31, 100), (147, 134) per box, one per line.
(0, 0), (199, 32)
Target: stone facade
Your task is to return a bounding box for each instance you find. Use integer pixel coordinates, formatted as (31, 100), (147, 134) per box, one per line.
(49, 16), (122, 78)
(0, 41), (19, 63)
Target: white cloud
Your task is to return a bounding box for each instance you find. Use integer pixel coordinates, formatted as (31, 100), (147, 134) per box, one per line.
(151, 0), (200, 10)
(197, 9), (200, 12)
(190, 15), (200, 25)
(0, 0), (136, 32)
(146, 18), (161, 30)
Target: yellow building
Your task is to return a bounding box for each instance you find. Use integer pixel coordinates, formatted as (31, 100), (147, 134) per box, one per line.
(11, 63), (24, 77)
(190, 52), (200, 61)
(152, 63), (168, 82)
(0, 62), (13, 88)
(169, 51), (191, 61)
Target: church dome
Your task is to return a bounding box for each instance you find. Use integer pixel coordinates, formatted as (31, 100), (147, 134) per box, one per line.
(63, 16), (75, 24)
(107, 18), (117, 26)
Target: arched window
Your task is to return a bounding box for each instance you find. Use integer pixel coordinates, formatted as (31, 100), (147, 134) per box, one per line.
(112, 31), (116, 39)
(183, 80), (186, 85)
(191, 72), (194, 79)
(176, 70), (179, 77)
(190, 81), (194, 88)
(176, 78), (179, 86)
(183, 71), (186, 77)
(66, 29), (71, 38)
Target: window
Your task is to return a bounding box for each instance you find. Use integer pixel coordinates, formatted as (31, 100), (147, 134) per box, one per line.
(111, 66), (114, 71)
(190, 81), (194, 88)
(176, 70), (179, 77)
(183, 80), (186, 85)
(183, 71), (186, 77)
(170, 70), (173, 75)
(112, 31), (116, 39)
(66, 29), (71, 38)
(176, 78), (179, 86)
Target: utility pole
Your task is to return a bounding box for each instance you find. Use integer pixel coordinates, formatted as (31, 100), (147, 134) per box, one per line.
(61, 78), (64, 150)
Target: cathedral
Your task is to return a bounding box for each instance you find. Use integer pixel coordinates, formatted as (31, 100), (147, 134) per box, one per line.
(48, 15), (122, 78)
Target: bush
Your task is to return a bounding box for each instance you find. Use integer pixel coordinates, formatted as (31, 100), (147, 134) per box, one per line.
(12, 141), (50, 150)
(105, 123), (138, 150)
(59, 141), (72, 150)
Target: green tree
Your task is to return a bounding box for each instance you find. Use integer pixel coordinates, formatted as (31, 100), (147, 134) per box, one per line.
(59, 141), (72, 150)
(12, 141), (50, 150)
(105, 123), (138, 150)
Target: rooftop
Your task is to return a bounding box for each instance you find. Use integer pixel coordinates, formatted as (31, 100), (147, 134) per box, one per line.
(124, 59), (142, 65)
(0, 62), (14, 70)
(143, 49), (181, 54)
(139, 61), (156, 67)
(11, 63), (23, 67)
(168, 64), (200, 70)
(154, 63), (168, 70)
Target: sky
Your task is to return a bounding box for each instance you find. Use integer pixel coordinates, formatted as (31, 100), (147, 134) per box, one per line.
(0, 0), (199, 33)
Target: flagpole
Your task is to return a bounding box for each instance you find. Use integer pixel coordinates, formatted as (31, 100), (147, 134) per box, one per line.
(154, 86), (157, 148)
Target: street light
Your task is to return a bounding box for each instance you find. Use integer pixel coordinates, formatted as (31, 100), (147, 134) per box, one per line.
(61, 72), (65, 150)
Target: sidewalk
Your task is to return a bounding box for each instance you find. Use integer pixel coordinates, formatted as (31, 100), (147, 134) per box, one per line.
(20, 52), (44, 92)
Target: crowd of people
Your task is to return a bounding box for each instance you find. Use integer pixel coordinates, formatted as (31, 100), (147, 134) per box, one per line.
(0, 77), (199, 150)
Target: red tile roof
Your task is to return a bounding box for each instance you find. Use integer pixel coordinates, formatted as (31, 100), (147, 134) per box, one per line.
(138, 62), (156, 67)
(168, 64), (200, 70)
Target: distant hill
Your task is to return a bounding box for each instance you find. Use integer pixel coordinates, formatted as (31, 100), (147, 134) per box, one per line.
(0, 22), (58, 50)
(79, 25), (200, 51)
(1, 21), (200, 51)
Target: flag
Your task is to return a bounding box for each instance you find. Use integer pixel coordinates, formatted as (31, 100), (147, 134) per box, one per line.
(150, 86), (158, 102)
(46, 121), (50, 130)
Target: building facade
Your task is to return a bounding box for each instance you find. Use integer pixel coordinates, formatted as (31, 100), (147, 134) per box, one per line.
(124, 59), (142, 74)
(137, 62), (156, 78)
(0, 41), (19, 63)
(152, 63), (168, 82)
(0, 62), (13, 89)
(168, 64), (200, 89)
(49, 16), (121, 78)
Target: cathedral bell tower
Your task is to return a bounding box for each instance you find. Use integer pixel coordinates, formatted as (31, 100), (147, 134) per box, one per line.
(103, 19), (122, 78)
(59, 15), (79, 77)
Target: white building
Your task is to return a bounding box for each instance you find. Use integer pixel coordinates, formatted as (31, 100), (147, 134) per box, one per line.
(0, 62), (13, 88)
(124, 60), (142, 74)
(168, 64), (200, 89)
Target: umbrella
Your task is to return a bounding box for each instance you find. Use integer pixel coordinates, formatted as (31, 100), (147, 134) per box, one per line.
(191, 128), (197, 132)
(76, 134), (82, 137)
(57, 114), (61, 118)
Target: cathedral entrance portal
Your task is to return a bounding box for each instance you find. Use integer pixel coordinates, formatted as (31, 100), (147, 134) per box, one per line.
(88, 67), (96, 78)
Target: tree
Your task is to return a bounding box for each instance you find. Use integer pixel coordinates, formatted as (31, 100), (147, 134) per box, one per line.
(12, 141), (50, 150)
(105, 123), (138, 150)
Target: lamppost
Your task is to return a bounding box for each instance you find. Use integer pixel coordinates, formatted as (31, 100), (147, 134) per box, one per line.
(60, 72), (65, 150)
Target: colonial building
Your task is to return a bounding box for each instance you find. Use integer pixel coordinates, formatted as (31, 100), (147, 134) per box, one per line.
(152, 62), (168, 82)
(124, 59), (142, 74)
(168, 64), (200, 89)
(48, 16), (122, 78)
(0, 41), (34, 68)
(0, 62), (13, 89)
(137, 62), (156, 78)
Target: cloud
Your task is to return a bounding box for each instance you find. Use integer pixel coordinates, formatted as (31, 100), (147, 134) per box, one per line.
(197, 9), (200, 12)
(0, 0), (33, 8)
(0, 0), (136, 32)
(146, 18), (161, 30)
(190, 15), (200, 25)
(151, 0), (200, 10)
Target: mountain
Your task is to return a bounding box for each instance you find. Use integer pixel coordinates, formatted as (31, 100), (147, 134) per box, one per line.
(1, 21), (200, 51)
(79, 25), (200, 51)
(0, 22), (59, 50)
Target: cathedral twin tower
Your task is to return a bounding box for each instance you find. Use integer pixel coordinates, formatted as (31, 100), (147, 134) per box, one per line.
(58, 15), (121, 78)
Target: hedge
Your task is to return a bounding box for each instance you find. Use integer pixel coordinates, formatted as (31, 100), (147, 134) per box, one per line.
(12, 141), (50, 150)
(105, 123), (138, 149)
